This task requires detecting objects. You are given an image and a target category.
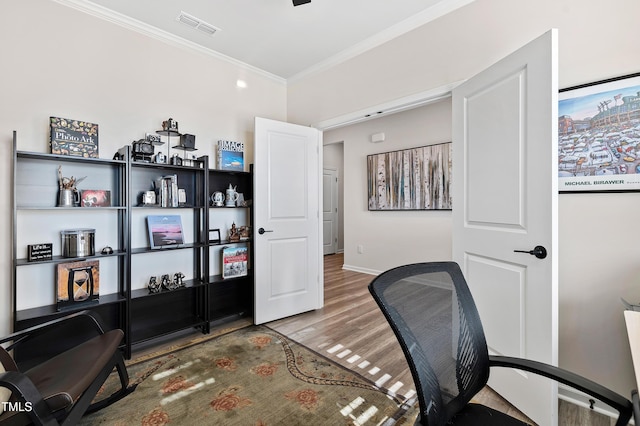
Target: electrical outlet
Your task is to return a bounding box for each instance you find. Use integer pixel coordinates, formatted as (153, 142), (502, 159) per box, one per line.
(357, 245), (364, 254)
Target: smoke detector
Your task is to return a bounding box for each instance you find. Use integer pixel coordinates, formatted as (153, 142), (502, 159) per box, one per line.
(176, 11), (220, 36)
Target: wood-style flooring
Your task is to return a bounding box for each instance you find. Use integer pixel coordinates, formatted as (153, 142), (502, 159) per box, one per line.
(132, 253), (617, 425)
(268, 253), (616, 426)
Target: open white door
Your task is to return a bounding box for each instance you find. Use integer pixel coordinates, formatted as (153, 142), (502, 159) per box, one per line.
(452, 30), (559, 425)
(323, 168), (339, 255)
(254, 117), (323, 324)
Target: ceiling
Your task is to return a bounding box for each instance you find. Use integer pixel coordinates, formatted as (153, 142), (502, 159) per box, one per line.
(66, 0), (472, 81)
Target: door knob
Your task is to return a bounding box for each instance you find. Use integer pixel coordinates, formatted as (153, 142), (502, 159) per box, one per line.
(258, 227), (273, 235)
(514, 245), (547, 259)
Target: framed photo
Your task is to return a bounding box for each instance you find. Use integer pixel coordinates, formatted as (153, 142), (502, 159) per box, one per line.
(209, 228), (221, 243)
(147, 215), (184, 249)
(81, 189), (111, 207)
(559, 72), (640, 192)
(56, 260), (99, 311)
(367, 142), (452, 210)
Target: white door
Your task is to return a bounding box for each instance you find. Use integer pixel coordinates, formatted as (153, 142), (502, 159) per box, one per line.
(254, 117), (324, 324)
(323, 168), (339, 255)
(452, 30), (558, 425)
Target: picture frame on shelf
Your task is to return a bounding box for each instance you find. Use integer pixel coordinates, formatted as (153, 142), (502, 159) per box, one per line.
(80, 189), (111, 207)
(209, 228), (221, 243)
(147, 215), (184, 249)
(56, 260), (99, 311)
(559, 72), (640, 192)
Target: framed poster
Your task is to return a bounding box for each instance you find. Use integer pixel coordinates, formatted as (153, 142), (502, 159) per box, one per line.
(367, 142), (452, 210)
(559, 72), (640, 192)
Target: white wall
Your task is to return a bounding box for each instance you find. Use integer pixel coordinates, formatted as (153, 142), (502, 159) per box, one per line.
(325, 100), (453, 273)
(288, 0), (640, 126)
(0, 1), (286, 335)
(290, 0), (640, 402)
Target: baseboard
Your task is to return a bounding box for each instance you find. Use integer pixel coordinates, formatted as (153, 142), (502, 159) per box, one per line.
(342, 264), (381, 276)
(558, 384), (632, 423)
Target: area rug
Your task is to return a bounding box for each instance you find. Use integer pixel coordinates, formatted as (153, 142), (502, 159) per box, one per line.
(81, 325), (414, 425)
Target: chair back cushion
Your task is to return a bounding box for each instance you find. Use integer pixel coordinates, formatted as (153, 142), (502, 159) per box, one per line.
(369, 262), (490, 425)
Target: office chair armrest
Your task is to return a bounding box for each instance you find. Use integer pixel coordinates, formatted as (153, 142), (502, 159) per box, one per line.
(489, 355), (632, 424)
(0, 310), (106, 351)
(0, 371), (58, 426)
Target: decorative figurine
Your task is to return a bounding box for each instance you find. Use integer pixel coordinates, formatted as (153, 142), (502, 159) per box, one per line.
(148, 276), (161, 293)
(229, 222), (240, 242)
(239, 226), (251, 240)
(161, 274), (171, 291)
(174, 272), (185, 288)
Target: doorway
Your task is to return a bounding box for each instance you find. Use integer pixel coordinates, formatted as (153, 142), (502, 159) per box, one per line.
(323, 142), (344, 255)
(323, 167), (339, 255)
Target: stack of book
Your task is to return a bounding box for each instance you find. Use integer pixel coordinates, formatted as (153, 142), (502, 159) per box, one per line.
(155, 174), (178, 207)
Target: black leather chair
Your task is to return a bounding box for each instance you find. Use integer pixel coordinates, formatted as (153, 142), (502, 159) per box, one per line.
(368, 262), (632, 426)
(0, 311), (136, 425)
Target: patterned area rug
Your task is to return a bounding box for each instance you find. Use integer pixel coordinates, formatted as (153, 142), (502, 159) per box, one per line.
(81, 325), (416, 425)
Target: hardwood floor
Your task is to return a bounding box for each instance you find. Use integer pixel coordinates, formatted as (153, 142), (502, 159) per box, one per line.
(132, 253), (618, 425)
(268, 253), (534, 423)
(268, 253), (617, 426)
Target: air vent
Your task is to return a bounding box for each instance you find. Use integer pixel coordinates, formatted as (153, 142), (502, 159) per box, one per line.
(176, 11), (220, 36)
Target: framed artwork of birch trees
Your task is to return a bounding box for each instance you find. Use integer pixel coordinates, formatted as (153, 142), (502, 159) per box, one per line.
(367, 142), (452, 210)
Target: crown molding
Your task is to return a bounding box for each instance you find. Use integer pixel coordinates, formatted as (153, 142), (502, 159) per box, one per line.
(51, 0), (287, 85)
(287, 0), (475, 83)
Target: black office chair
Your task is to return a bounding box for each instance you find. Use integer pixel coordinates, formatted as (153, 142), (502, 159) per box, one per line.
(369, 262), (632, 426)
(0, 311), (136, 426)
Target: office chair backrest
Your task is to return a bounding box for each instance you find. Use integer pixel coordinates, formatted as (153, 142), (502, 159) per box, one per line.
(369, 262), (490, 425)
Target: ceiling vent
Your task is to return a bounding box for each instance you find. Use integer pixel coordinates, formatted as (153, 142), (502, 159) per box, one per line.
(176, 11), (220, 36)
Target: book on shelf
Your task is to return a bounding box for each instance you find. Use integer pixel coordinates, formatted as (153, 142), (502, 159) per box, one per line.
(217, 140), (244, 171)
(221, 245), (248, 279)
(49, 116), (99, 158)
(155, 174), (179, 207)
(147, 215), (184, 249)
